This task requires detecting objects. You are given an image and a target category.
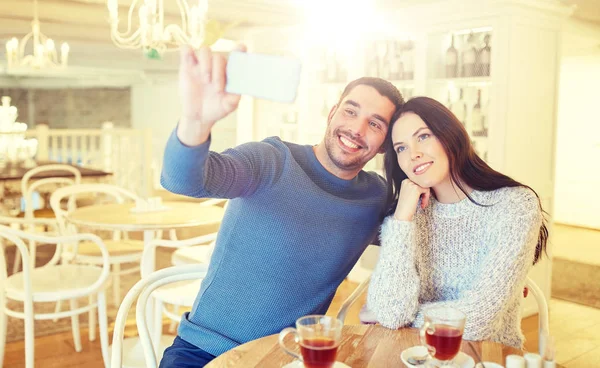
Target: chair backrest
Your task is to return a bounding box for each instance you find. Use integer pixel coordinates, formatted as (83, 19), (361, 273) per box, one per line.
(111, 264), (209, 368)
(50, 183), (141, 236)
(336, 275), (371, 324)
(336, 275), (550, 354)
(525, 277), (550, 355)
(0, 224), (110, 301)
(21, 164), (81, 218)
(141, 233), (218, 277)
(0, 216), (61, 266)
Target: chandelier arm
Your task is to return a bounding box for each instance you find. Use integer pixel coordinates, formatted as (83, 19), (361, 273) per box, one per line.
(163, 24), (191, 46)
(177, 0), (190, 33)
(123, 0), (141, 35)
(17, 33), (34, 61)
(112, 27), (144, 45)
(159, 0), (164, 33)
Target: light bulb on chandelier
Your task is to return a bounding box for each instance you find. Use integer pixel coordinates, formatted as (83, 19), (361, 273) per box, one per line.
(107, 0), (211, 56)
(4, 0), (69, 70)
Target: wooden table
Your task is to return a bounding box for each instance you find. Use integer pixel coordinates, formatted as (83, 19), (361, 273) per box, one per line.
(207, 324), (521, 368)
(0, 160), (112, 214)
(0, 160), (111, 182)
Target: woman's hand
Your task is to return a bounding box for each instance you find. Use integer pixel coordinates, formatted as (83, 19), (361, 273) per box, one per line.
(393, 179), (431, 221)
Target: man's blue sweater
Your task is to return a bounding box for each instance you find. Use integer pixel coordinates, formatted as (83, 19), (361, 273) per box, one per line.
(160, 131), (387, 356)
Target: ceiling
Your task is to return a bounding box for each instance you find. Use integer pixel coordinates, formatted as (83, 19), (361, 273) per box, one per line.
(0, 0), (598, 84)
(0, 0), (305, 78)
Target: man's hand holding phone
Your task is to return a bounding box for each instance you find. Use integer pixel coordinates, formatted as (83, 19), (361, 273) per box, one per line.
(177, 45), (246, 147)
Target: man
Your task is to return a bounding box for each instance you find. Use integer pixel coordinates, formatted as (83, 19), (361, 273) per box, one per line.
(159, 44), (404, 367)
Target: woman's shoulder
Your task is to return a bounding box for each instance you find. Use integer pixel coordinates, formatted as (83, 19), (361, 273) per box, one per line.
(481, 186), (541, 217)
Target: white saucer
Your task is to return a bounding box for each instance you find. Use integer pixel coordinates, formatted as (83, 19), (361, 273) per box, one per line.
(400, 346), (475, 368)
(283, 361), (351, 368)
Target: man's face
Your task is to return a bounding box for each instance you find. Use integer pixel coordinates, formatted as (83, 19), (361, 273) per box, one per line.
(324, 85), (396, 172)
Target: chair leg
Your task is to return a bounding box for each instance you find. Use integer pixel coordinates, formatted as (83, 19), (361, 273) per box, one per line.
(168, 305), (180, 333)
(153, 299), (164, 356)
(0, 292), (7, 365)
(12, 251), (21, 275)
(70, 299), (82, 352)
(97, 291), (110, 368)
(24, 302), (35, 368)
(53, 300), (62, 322)
(88, 295), (96, 342)
(112, 264), (121, 307)
(29, 241), (36, 269)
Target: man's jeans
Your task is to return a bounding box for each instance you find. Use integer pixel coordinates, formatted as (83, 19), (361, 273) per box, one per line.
(159, 336), (216, 368)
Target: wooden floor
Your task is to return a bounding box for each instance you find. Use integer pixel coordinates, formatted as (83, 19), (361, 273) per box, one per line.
(4, 279), (600, 368)
(553, 223), (600, 266)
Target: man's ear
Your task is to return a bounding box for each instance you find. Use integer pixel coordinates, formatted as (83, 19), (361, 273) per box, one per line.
(327, 104), (338, 125)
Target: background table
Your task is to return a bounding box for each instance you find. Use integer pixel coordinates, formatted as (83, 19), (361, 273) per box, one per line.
(66, 200), (225, 366)
(66, 201), (225, 274)
(207, 324), (522, 368)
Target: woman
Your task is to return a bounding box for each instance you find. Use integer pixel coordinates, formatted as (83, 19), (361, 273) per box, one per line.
(362, 96), (548, 348)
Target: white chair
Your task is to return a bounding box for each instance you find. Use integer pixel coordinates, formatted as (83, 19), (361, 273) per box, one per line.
(0, 223), (111, 368)
(143, 234), (216, 351)
(12, 164), (81, 274)
(51, 183), (146, 307)
(337, 275), (550, 354)
(110, 265), (209, 368)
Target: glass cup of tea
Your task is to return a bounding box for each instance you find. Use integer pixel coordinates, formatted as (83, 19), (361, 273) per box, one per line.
(279, 315), (343, 368)
(419, 307), (466, 367)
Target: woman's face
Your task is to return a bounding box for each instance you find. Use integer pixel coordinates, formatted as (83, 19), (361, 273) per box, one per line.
(391, 112), (451, 189)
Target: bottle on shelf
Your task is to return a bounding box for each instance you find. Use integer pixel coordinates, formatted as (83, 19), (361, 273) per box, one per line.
(461, 32), (478, 78)
(446, 90), (452, 109)
(478, 33), (491, 77)
(481, 97), (490, 137)
(388, 41), (401, 80)
(401, 40), (415, 80)
(365, 42), (379, 77)
(326, 50), (338, 83)
(335, 53), (347, 83)
(445, 34), (459, 78)
(450, 88), (467, 127)
(375, 40), (389, 79)
(315, 48), (328, 83)
(471, 89), (484, 136)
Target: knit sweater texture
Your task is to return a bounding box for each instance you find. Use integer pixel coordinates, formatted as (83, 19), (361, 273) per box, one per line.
(161, 130), (387, 356)
(366, 187), (542, 348)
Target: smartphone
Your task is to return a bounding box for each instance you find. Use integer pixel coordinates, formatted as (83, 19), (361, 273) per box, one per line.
(225, 51), (302, 104)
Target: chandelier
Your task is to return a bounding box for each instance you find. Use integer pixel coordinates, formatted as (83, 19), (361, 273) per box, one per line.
(0, 96), (38, 167)
(4, 0), (69, 70)
(107, 0), (210, 55)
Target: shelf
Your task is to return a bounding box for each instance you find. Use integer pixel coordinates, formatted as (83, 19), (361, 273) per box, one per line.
(429, 77), (492, 87)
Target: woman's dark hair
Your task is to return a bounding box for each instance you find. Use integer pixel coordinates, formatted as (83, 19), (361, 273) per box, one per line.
(383, 96), (548, 264)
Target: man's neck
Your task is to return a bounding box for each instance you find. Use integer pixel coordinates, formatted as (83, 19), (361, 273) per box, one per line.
(312, 143), (361, 181)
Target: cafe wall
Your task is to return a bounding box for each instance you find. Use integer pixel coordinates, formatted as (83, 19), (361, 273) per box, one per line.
(0, 87), (131, 129)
